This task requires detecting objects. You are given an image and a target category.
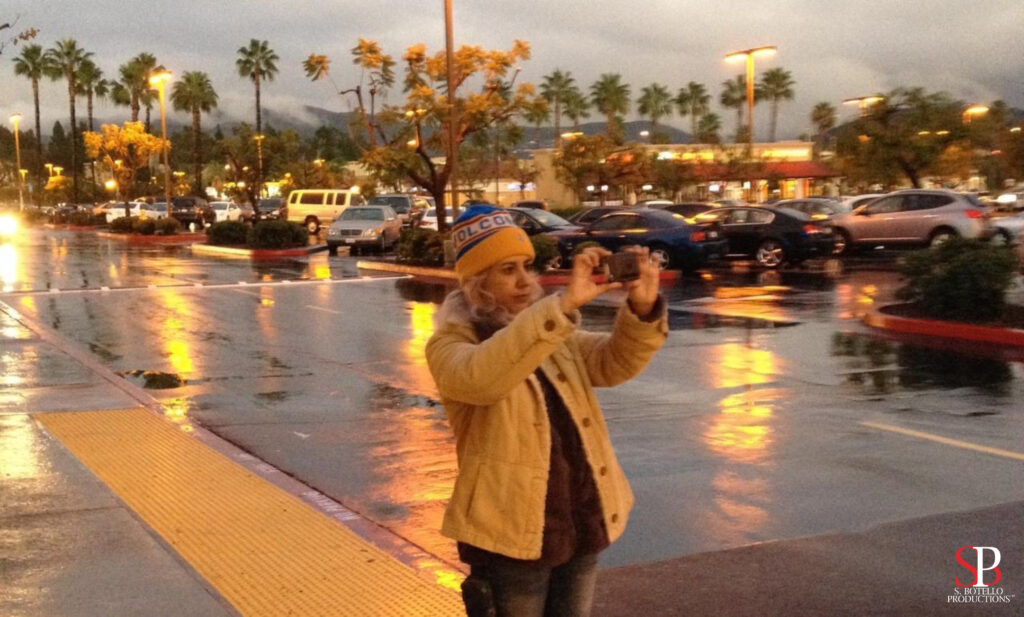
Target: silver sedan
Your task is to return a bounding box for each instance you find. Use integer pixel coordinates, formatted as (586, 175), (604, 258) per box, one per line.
(326, 205), (403, 255)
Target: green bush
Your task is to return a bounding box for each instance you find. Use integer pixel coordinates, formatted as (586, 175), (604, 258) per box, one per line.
(396, 227), (447, 267)
(108, 216), (134, 233)
(247, 220), (309, 249)
(135, 219), (157, 236)
(67, 211), (104, 226)
(154, 217), (181, 236)
(896, 238), (1019, 323)
(530, 234), (560, 272)
(206, 221), (249, 246)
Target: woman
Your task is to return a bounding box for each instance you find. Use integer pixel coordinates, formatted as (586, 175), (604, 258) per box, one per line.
(426, 205), (667, 617)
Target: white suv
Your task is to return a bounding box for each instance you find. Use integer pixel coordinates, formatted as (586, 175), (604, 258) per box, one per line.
(285, 189), (366, 234)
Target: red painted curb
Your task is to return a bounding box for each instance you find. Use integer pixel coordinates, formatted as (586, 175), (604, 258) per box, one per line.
(98, 232), (206, 244)
(863, 305), (1024, 347)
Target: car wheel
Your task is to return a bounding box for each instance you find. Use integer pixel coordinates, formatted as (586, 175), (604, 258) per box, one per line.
(928, 228), (957, 249)
(305, 217), (320, 235)
(755, 239), (786, 268)
(327, 243), (338, 256)
(833, 229), (852, 255)
(649, 245), (673, 270)
(990, 230), (1013, 247)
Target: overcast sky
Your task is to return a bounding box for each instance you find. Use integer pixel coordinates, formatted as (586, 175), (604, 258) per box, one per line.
(4, 0), (1023, 140)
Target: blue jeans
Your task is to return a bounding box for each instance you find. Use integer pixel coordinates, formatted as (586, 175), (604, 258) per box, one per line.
(469, 552), (600, 617)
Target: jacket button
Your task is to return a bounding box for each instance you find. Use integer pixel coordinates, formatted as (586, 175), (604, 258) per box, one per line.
(544, 319), (556, 332)
(557, 373), (568, 382)
(581, 418), (592, 428)
(611, 513), (619, 523)
(599, 466), (607, 476)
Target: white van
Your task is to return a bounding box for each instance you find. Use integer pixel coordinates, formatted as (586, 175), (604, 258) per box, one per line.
(285, 188), (366, 234)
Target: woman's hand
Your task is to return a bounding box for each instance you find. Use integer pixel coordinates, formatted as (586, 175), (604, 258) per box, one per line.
(621, 245), (660, 317)
(559, 246), (622, 314)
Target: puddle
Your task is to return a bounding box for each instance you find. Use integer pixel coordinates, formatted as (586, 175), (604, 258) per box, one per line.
(119, 369), (186, 389)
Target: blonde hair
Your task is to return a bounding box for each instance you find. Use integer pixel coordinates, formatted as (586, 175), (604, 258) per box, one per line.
(437, 266), (544, 328)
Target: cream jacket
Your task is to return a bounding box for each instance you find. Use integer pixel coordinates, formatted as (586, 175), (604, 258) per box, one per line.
(426, 292), (668, 560)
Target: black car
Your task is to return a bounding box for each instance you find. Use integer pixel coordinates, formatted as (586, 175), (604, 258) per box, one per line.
(698, 206), (835, 268)
(156, 196), (215, 230)
(547, 208), (728, 271)
(565, 205), (627, 226)
(256, 197), (284, 220)
(506, 207), (580, 236)
(770, 198), (848, 220)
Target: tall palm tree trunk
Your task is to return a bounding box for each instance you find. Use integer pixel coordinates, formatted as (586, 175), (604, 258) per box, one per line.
(735, 107), (743, 142)
(554, 100), (561, 147)
(192, 107), (203, 195)
(131, 93), (140, 122)
(770, 101), (779, 142)
(254, 72), (262, 134)
(691, 114), (698, 141)
(68, 79), (79, 203)
(88, 91), (98, 189)
(32, 78), (43, 206)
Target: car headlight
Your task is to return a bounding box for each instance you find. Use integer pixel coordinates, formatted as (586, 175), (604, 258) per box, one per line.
(327, 228), (339, 236)
(362, 228), (380, 237)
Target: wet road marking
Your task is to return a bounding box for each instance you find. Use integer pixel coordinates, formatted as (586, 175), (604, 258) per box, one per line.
(0, 275), (412, 297)
(861, 421), (1024, 461)
(307, 305), (343, 314)
(38, 408), (464, 616)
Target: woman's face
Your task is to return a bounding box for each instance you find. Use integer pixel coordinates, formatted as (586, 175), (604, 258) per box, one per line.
(481, 255), (537, 315)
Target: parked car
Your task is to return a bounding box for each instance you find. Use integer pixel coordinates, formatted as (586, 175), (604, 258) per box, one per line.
(419, 207), (454, 231)
(830, 189), (991, 254)
(697, 206), (836, 268)
(988, 211), (1024, 246)
(546, 208), (728, 271)
(367, 194), (430, 227)
(636, 199), (673, 207)
(506, 207), (580, 236)
(710, 198), (747, 208)
(770, 197), (849, 220)
(105, 201), (149, 223)
(256, 197), (284, 221)
(840, 193), (886, 211)
(161, 196), (215, 231)
(995, 184), (1024, 211)
(648, 202), (717, 220)
(510, 199), (550, 211)
(285, 189), (365, 234)
(210, 201), (252, 223)
(325, 205), (402, 255)
(131, 201), (168, 220)
(565, 205), (628, 226)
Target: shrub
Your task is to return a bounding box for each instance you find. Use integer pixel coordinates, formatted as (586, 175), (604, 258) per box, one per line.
(154, 217), (182, 236)
(67, 211), (100, 226)
(396, 227), (447, 267)
(108, 216), (134, 233)
(135, 219), (157, 235)
(530, 234), (560, 272)
(206, 221), (249, 246)
(247, 220), (309, 249)
(895, 238), (1019, 323)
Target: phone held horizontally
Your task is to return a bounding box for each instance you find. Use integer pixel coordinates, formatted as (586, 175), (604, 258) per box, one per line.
(602, 251), (642, 283)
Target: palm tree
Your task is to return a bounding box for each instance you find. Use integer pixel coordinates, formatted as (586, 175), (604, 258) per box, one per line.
(110, 53), (158, 128)
(76, 59), (104, 132)
(44, 39), (93, 203)
(637, 83), (673, 136)
(759, 68), (795, 142)
(540, 69), (576, 146)
(131, 53), (158, 132)
(810, 101), (837, 150)
(696, 113), (722, 144)
(563, 89), (590, 130)
(675, 81), (710, 141)
(590, 73), (630, 140)
(720, 75), (747, 142)
(171, 71), (219, 195)
(236, 39), (279, 137)
(521, 100), (550, 147)
(12, 44), (49, 204)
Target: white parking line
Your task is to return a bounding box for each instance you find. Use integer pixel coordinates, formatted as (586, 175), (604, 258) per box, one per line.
(0, 275), (412, 298)
(861, 421), (1024, 461)
(306, 305), (342, 315)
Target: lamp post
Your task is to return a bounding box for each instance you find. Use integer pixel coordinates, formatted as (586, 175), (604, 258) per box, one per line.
(444, 0), (458, 224)
(962, 104), (989, 125)
(253, 133), (266, 199)
(724, 45), (776, 147)
(9, 113), (24, 212)
(149, 68), (173, 217)
(842, 95), (885, 117)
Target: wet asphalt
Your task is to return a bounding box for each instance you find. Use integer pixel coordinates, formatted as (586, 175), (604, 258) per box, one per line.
(1, 228), (1022, 614)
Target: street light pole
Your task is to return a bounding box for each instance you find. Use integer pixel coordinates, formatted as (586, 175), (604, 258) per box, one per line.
(724, 45), (776, 148)
(444, 0), (458, 224)
(9, 113), (24, 212)
(149, 69), (173, 218)
(254, 133), (265, 200)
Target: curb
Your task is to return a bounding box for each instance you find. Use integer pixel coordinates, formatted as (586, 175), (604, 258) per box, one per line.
(863, 305), (1024, 347)
(44, 224), (103, 231)
(98, 231), (207, 244)
(191, 243), (329, 260)
(355, 260), (682, 286)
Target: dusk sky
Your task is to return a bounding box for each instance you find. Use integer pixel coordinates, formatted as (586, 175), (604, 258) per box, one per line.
(4, 0), (1023, 140)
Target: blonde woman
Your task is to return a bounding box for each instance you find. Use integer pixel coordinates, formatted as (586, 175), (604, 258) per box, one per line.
(426, 205), (668, 617)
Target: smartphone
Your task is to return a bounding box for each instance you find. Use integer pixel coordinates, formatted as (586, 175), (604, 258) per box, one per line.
(603, 252), (641, 283)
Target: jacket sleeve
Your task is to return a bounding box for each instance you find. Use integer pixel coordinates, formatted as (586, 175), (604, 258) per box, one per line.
(426, 294), (578, 406)
(574, 296), (668, 388)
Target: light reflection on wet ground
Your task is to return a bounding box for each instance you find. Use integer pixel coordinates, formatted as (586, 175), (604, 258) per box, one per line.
(3, 228), (1023, 569)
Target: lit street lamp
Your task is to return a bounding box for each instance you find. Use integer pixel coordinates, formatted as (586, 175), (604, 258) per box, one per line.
(9, 113), (24, 212)
(842, 95), (885, 116)
(149, 68), (173, 217)
(962, 104), (989, 124)
(444, 0), (458, 224)
(724, 45), (776, 146)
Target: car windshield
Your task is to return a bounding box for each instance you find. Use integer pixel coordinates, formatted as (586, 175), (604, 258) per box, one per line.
(521, 208), (572, 227)
(341, 208), (385, 221)
(257, 199), (281, 211)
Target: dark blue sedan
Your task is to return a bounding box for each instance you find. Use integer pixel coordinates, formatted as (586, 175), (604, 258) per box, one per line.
(546, 208), (728, 271)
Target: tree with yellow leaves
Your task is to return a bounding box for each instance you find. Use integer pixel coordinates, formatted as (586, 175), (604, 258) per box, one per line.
(83, 122), (167, 218)
(305, 39), (541, 229)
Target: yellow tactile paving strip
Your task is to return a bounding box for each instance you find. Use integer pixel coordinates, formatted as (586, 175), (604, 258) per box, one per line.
(39, 408), (464, 617)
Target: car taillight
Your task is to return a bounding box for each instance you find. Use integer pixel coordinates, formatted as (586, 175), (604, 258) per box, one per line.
(964, 209), (984, 219)
(690, 231), (707, 242)
(803, 224), (822, 234)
